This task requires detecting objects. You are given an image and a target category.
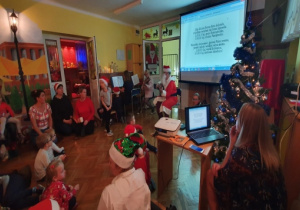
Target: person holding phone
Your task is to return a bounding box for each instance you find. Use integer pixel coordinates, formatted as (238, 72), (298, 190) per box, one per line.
(206, 103), (287, 210)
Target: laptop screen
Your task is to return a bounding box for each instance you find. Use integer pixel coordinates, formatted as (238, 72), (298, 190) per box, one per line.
(185, 104), (211, 132)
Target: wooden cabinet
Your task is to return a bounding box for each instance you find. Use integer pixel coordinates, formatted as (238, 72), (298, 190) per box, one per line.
(277, 97), (300, 210)
(126, 44), (143, 79)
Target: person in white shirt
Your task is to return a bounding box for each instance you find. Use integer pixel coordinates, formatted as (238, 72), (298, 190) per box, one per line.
(34, 133), (66, 181)
(98, 134), (151, 210)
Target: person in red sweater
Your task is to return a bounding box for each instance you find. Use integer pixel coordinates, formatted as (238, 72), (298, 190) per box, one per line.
(41, 159), (79, 210)
(74, 87), (95, 138)
(0, 94), (23, 141)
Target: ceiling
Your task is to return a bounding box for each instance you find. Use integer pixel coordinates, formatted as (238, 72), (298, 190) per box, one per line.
(37, 0), (227, 27)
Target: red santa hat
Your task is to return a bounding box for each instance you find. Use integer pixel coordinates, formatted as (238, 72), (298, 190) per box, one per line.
(109, 133), (146, 169)
(53, 83), (63, 92)
(113, 87), (120, 94)
(124, 125), (136, 137)
(99, 76), (109, 87)
(150, 43), (155, 52)
(29, 199), (60, 210)
(163, 65), (171, 73)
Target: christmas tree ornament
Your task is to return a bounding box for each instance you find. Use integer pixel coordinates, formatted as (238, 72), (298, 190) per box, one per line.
(229, 116), (235, 123)
(246, 81), (252, 88)
(213, 116), (218, 123)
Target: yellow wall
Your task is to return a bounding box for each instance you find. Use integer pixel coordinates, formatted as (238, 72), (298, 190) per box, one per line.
(0, 0), (142, 71)
(285, 39), (299, 83)
(294, 38), (300, 83)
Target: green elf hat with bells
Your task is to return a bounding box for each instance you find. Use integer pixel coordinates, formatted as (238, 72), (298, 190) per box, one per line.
(109, 133), (146, 169)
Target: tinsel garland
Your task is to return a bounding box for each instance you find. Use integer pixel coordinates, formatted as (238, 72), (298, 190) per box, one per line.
(231, 63), (255, 77)
(232, 78), (259, 102)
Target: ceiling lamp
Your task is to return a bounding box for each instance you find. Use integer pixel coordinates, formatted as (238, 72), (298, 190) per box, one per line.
(113, 0), (143, 15)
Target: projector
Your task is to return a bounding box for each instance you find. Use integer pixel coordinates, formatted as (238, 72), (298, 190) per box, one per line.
(154, 117), (181, 137)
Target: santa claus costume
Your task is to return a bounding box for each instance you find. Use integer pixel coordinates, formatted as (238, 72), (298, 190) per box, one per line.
(145, 44), (159, 72)
(154, 66), (177, 118)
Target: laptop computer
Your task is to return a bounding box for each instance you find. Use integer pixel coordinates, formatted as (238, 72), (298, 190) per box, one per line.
(185, 104), (225, 145)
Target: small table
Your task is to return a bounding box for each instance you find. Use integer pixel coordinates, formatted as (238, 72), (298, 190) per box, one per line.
(156, 131), (213, 210)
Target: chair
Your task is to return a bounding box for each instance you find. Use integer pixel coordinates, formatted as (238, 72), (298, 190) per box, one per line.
(131, 88), (142, 114)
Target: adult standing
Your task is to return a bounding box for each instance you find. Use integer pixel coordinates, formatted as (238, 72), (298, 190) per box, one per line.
(154, 66), (177, 118)
(30, 89), (56, 147)
(123, 70), (133, 106)
(207, 103), (287, 210)
(142, 69), (155, 114)
(74, 86), (95, 137)
(50, 83), (73, 136)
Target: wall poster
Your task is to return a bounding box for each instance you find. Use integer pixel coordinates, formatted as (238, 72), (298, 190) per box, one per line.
(45, 39), (62, 82)
(145, 42), (159, 75)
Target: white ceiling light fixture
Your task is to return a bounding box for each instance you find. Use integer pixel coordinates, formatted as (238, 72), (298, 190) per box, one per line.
(113, 0), (143, 15)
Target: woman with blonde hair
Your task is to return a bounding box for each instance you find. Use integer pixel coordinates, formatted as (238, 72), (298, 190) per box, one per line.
(207, 103), (287, 210)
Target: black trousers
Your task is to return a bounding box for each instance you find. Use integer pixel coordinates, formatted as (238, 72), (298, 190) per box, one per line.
(55, 121), (74, 136)
(74, 120), (95, 136)
(3, 173), (39, 209)
(103, 107), (112, 132)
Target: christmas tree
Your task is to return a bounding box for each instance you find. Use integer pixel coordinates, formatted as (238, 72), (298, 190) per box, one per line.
(211, 19), (270, 162)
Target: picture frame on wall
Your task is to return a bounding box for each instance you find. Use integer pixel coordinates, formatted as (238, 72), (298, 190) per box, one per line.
(45, 39), (62, 82)
(145, 42), (159, 75)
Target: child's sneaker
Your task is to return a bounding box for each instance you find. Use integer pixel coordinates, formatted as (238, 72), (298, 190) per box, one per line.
(107, 132), (114, 137)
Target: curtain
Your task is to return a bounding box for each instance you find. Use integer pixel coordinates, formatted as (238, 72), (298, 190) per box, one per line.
(163, 54), (178, 76)
(260, 59), (285, 125)
(75, 43), (88, 70)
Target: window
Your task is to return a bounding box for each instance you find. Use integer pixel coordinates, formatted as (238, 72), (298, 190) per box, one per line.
(143, 26), (159, 41)
(162, 20), (180, 39)
(11, 48), (17, 61)
(39, 49), (44, 57)
(30, 49), (36, 60)
(21, 49), (27, 58)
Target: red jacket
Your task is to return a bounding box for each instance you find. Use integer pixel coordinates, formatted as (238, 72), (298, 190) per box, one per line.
(0, 102), (15, 117)
(41, 181), (77, 210)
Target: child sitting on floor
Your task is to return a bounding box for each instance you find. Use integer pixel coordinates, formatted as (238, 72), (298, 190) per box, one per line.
(0, 93), (24, 141)
(34, 133), (66, 182)
(41, 159), (79, 210)
(44, 128), (65, 155)
(126, 114), (157, 153)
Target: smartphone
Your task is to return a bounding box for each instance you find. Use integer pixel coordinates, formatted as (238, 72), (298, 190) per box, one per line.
(189, 144), (204, 153)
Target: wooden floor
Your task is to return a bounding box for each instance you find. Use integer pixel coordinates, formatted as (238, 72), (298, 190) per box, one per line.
(0, 108), (202, 210)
